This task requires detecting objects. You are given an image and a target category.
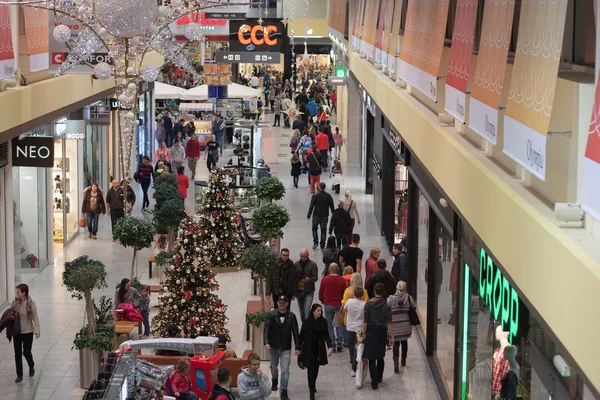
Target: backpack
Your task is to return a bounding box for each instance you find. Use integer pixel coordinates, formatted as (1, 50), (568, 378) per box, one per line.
(290, 136), (299, 149)
(164, 374), (175, 397)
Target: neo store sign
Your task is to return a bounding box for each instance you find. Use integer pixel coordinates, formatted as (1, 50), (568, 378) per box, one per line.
(479, 247), (520, 343)
(12, 137), (54, 167)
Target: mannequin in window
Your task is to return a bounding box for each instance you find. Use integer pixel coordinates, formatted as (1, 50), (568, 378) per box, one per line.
(491, 326), (510, 399)
(500, 345), (519, 400)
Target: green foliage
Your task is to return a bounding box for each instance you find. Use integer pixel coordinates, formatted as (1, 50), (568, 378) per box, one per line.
(155, 251), (174, 266)
(254, 176), (286, 202)
(72, 324), (115, 352)
(153, 174), (180, 210)
(114, 217), (155, 250)
(240, 243), (280, 278)
(154, 198), (186, 234)
(62, 256), (108, 301)
(252, 203), (290, 239)
(92, 296), (113, 325)
(246, 311), (268, 327)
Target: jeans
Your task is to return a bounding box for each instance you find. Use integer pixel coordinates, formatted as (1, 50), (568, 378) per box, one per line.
(293, 175), (299, 188)
(140, 178), (151, 208)
(324, 305), (346, 346)
(284, 114), (290, 128)
(141, 310), (150, 336)
(270, 348), (291, 390)
(110, 209), (125, 237)
(369, 359), (385, 387)
(296, 291), (314, 323)
(393, 340), (408, 361)
(179, 393), (199, 400)
(334, 144), (341, 159)
(310, 174), (321, 193)
(215, 133), (223, 151)
(312, 215), (328, 248)
(86, 212), (100, 235)
(320, 149), (328, 169)
(348, 331), (358, 371)
(335, 233), (348, 249)
(13, 332), (34, 377)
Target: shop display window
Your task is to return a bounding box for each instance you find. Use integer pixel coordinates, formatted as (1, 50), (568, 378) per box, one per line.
(416, 190), (430, 334)
(64, 139), (80, 242)
(394, 161), (408, 241)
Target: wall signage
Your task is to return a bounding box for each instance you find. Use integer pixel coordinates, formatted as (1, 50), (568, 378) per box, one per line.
(229, 21), (284, 52)
(328, 76), (347, 86)
(479, 247), (520, 343)
(55, 120), (86, 140)
(169, 12), (230, 37)
(12, 136), (54, 167)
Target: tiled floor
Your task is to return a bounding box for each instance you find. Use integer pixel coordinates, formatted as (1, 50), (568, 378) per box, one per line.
(1, 111), (441, 399)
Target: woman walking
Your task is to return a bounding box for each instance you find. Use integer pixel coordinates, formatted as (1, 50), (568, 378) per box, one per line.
(290, 153), (302, 188)
(176, 166), (190, 199)
(342, 279), (367, 377)
(362, 283), (393, 390)
(300, 304), (333, 399)
(137, 156), (154, 210)
(321, 236), (339, 276)
(154, 141), (170, 162)
(387, 281), (415, 372)
(343, 191), (361, 237)
(185, 133), (201, 180)
(204, 134), (220, 172)
(171, 139), (186, 174)
(81, 183), (105, 239)
(12, 283), (40, 383)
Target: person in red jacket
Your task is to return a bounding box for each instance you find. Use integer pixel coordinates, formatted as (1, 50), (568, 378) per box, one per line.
(185, 133), (201, 180)
(319, 263), (348, 352)
(176, 166), (189, 199)
(364, 248), (381, 285)
(171, 359), (199, 400)
(208, 368), (235, 400)
(314, 128), (329, 170)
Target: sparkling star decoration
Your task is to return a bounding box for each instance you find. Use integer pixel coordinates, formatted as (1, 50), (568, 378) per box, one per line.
(258, 17), (263, 24)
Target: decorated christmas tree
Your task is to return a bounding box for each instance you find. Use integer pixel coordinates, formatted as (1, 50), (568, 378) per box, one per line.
(196, 169), (244, 270)
(152, 215), (230, 339)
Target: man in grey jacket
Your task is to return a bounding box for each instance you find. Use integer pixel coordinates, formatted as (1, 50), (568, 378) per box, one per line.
(237, 352), (272, 400)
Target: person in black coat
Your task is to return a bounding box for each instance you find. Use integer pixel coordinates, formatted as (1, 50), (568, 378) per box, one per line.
(329, 201), (353, 249)
(365, 259), (397, 299)
(290, 154), (302, 188)
(300, 304), (333, 400)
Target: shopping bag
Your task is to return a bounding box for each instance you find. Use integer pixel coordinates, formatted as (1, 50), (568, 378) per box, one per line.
(332, 308), (345, 328)
(355, 343), (369, 389)
(78, 215), (86, 228)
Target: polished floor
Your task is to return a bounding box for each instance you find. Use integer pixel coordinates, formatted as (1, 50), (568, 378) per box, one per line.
(0, 111), (441, 399)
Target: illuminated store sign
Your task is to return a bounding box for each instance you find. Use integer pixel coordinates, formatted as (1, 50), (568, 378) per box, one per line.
(479, 247), (520, 343)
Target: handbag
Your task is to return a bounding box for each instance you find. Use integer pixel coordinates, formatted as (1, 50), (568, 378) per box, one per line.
(332, 308), (345, 328)
(408, 305), (420, 326)
(78, 215), (86, 228)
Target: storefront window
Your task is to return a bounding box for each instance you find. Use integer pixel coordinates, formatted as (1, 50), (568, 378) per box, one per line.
(416, 190), (429, 334)
(84, 124), (106, 189)
(12, 167), (50, 273)
(394, 161), (408, 241)
(64, 139), (80, 242)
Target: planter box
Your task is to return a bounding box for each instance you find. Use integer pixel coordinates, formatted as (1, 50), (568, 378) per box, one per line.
(209, 266), (242, 274)
(250, 323), (270, 361)
(79, 348), (101, 389)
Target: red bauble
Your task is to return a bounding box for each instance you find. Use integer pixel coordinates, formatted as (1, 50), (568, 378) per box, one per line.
(223, 242), (229, 248)
(184, 291), (192, 300)
(216, 192), (223, 199)
(189, 317), (196, 326)
(216, 300), (222, 307)
(212, 210), (218, 218)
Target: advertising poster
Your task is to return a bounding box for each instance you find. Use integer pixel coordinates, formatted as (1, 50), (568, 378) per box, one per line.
(444, 0), (479, 123)
(375, 0), (387, 64)
(387, 0), (403, 75)
(582, 78), (600, 221)
(469, 0), (516, 145)
(503, 0), (569, 181)
(24, 8), (49, 72)
(361, 0), (381, 59)
(0, 2), (14, 80)
(398, 0), (450, 102)
(204, 61), (219, 85)
(218, 63), (232, 85)
(356, 0), (368, 53)
(380, 0), (396, 71)
(351, 0), (364, 48)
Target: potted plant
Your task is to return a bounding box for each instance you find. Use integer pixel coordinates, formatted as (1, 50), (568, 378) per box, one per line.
(62, 256), (109, 388)
(152, 174), (186, 250)
(240, 243), (280, 359)
(254, 176), (286, 203)
(252, 202), (290, 253)
(26, 253), (37, 268)
(114, 217), (155, 281)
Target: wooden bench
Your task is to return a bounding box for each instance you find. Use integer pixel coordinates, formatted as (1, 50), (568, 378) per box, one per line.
(245, 299), (271, 341)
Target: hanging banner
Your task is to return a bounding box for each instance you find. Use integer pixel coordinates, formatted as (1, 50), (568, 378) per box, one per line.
(361, 0), (381, 59)
(398, 0), (450, 102)
(503, 0), (569, 181)
(469, 0), (516, 145)
(380, 0), (396, 71)
(0, 1), (14, 80)
(387, 0), (403, 75)
(353, 0), (367, 50)
(582, 80), (600, 221)
(375, 0), (387, 65)
(23, 8), (49, 72)
(444, 0), (478, 123)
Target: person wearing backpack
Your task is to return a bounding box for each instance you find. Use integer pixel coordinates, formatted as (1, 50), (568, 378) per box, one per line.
(321, 236), (339, 276)
(170, 359), (199, 399)
(387, 281), (416, 372)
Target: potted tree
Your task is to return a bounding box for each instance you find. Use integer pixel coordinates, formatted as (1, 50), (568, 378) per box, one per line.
(153, 173), (186, 250)
(114, 217), (155, 281)
(62, 255), (113, 388)
(240, 244), (280, 360)
(254, 176), (286, 203)
(252, 202), (290, 253)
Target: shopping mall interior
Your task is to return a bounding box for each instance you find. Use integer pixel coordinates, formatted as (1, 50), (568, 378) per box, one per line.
(0, 0), (599, 399)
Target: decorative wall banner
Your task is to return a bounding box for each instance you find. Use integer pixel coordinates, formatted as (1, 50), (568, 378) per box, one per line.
(351, 0), (364, 48)
(469, 0), (516, 145)
(503, 0), (569, 181)
(0, 1), (14, 80)
(375, 0), (387, 64)
(398, 0), (450, 102)
(354, 0), (368, 51)
(582, 78), (600, 221)
(327, 0), (348, 40)
(361, 0), (381, 59)
(387, 0), (403, 74)
(444, 0), (478, 122)
(380, 0), (396, 71)
(24, 8), (49, 72)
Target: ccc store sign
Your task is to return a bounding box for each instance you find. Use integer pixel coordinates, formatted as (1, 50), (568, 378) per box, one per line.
(238, 24), (279, 49)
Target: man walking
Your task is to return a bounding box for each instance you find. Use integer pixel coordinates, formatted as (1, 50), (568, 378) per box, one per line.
(314, 128), (329, 170)
(213, 114), (225, 156)
(295, 249), (319, 323)
(365, 259), (397, 299)
(318, 263), (348, 352)
(266, 249), (298, 309)
(339, 234), (364, 273)
(264, 296), (301, 400)
(105, 180), (125, 241)
(237, 352), (272, 400)
(307, 182), (335, 250)
(391, 238), (408, 283)
(362, 283), (393, 390)
(185, 133), (201, 180)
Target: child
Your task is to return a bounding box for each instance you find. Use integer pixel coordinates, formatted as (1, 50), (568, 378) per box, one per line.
(330, 159), (343, 194)
(291, 153), (302, 188)
(138, 285), (151, 338)
(333, 127), (343, 160)
(342, 266), (354, 287)
(171, 359), (199, 400)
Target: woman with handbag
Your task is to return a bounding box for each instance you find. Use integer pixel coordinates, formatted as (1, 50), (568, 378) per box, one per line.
(387, 280), (416, 372)
(11, 284), (40, 383)
(81, 183), (105, 240)
(343, 191), (361, 236)
(299, 304), (333, 400)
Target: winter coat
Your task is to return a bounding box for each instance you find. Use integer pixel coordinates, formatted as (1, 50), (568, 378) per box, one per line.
(265, 259), (298, 299)
(321, 247), (340, 275)
(208, 384), (235, 400)
(365, 270), (396, 299)
(300, 316), (331, 367)
(170, 371), (193, 394)
(364, 256), (378, 284)
(295, 259), (319, 293)
(291, 159), (302, 177)
(387, 292), (415, 342)
(0, 308), (18, 342)
(306, 150), (323, 175)
(307, 190), (335, 218)
(391, 252), (408, 283)
(329, 207), (352, 235)
(263, 310), (300, 351)
(81, 191), (106, 214)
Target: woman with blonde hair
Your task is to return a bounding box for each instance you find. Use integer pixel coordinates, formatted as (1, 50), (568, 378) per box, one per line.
(343, 191), (361, 236)
(387, 280), (416, 372)
(341, 273), (368, 376)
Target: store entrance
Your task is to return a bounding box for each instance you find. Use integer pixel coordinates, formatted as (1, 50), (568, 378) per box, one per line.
(365, 110), (375, 194)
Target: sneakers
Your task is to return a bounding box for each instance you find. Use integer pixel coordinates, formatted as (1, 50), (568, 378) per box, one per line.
(312, 244), (319, 249)
(351, 371), (356, 377)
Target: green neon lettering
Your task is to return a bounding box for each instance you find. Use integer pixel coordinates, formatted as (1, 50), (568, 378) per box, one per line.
(462, 264), (470, 400)
(492, 267), (502, 321)
(486, 254), (493, 307)
(501, 277), (510, 330)
(510, 288), (519, 344)
(479, 248), (486, 299)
